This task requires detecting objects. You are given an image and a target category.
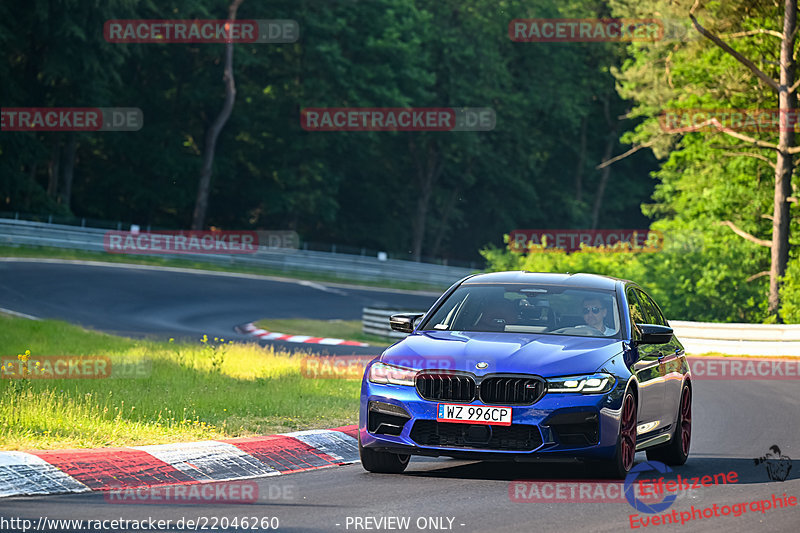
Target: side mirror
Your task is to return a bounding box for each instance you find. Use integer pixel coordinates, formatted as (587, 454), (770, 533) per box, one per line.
(635, 324), (673, 345)
(389, 313), (424, 333)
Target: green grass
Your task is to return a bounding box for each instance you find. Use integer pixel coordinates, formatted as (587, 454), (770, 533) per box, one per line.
(0, 315), (360, 450)
(254, 318), (394, 347)
(0, 244), (447, 292)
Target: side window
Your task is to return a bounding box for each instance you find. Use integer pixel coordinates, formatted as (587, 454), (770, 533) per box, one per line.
(636, 289), (665, 326)
(626, 288), (646, 329)
(645, 293), (668, 326)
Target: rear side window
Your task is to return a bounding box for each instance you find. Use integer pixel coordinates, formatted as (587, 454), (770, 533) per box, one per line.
(626, 288), (646, 327)
(636, 289), (667, 326)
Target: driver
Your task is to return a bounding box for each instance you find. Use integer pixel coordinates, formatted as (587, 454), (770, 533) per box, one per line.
(582, 296), (615, 335)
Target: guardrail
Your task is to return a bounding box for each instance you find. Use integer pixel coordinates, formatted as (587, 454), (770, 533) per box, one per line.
(669, 321), (800, 356)
(0, 219), (474, 287)
(360, 310), (800, 356)
(668, 320), (800, 341)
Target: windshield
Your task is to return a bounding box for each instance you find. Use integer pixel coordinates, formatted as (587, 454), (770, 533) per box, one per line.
(420, 283), (620, 338)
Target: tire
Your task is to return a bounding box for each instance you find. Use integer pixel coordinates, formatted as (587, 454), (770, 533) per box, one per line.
(599, 390), (637, 479)
(359, 436), (410, 473)
(646, 384), (691, 466)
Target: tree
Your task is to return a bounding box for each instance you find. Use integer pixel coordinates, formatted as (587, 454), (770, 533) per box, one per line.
(1, 0), (659, 268)
(688, 0), (796, 315)
(0, 0), (137, 216)
(191, 0), (244, 230)
(609, 0), (799, 319)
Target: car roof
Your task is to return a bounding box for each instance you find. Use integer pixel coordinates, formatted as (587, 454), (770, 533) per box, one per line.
(461, 271), (626, 291)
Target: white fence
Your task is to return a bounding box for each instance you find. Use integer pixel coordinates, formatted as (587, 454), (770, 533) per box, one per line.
(669, 321), (800, 356)
(0, 219), (474, 287)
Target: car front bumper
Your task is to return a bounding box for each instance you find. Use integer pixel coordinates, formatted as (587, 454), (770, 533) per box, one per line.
(359, 377), (628, 461)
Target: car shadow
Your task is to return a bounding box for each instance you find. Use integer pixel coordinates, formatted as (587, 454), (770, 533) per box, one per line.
(404, 455), (798, 485)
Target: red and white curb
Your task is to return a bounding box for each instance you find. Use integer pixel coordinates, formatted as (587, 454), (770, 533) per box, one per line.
(0, 426), (359, 499)
(238, 322), (369, 347)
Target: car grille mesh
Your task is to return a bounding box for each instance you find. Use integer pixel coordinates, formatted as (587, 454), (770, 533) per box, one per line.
(416, 373), (476, 402)
(409, 420), (543, 451)
(415, 373), (545, 405)
(479, 377), (545, 405)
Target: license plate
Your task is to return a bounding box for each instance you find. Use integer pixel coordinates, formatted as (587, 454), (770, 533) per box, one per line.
(436, 404), (512, 426)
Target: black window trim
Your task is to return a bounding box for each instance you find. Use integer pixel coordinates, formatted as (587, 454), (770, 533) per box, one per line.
(625, 286), (644, 341)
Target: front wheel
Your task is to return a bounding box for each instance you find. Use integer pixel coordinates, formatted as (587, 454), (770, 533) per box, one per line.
(599, 390), (637, 479)
(359, 436), (410, 473)
(646, 384), (691, 465)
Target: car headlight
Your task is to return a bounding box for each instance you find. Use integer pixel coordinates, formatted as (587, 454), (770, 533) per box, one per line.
(547, 373), (615, 394)
(368, 362), (417, 386)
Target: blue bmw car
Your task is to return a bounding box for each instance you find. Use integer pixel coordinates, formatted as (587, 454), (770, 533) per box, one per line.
(359, 271), (692, 478)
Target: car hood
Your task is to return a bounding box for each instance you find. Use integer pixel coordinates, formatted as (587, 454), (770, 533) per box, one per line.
(380, 330), (623, 377)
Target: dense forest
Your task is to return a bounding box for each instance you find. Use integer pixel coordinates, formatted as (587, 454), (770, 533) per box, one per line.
(3, 0), (800, 322)
(0, 0), (654, 262)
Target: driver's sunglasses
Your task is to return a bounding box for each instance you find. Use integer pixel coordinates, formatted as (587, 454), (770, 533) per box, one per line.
(583, 306), (602, 315)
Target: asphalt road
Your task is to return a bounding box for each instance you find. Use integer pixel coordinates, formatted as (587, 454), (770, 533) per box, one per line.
(0, 259), (439, 355)
(2, 380), (798, 532)
(1, 259), (798, 532)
